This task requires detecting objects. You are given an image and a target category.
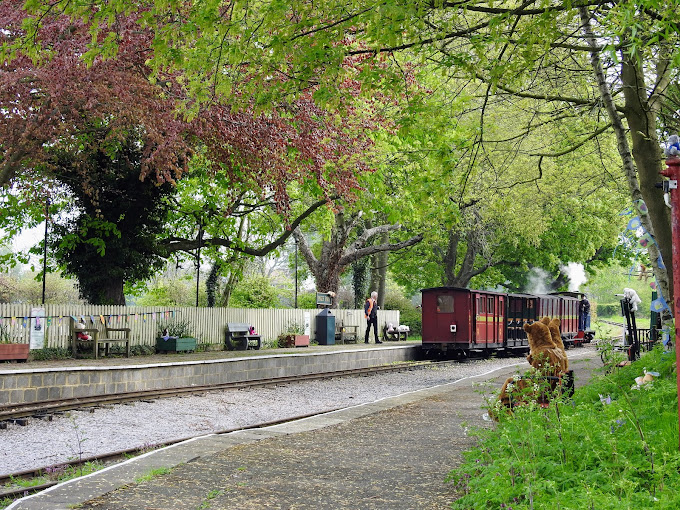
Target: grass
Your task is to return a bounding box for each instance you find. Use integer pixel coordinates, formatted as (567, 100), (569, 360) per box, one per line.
(133, 466), (172, 484)
(197, 489), (224, 509)
(447, 345), (680, 509)
(0, 461), (104, 510)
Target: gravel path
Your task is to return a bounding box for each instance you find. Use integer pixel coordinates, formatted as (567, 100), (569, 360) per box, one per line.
(0, 347), (597, 476)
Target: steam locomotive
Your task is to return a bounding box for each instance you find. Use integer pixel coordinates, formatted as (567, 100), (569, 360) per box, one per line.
(420, 287), (592, 358)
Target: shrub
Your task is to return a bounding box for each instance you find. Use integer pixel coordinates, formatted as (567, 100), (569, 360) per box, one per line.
(30, 347), (72, 360)
(448, 346), (680, 509)
(382, 292), (422, 336)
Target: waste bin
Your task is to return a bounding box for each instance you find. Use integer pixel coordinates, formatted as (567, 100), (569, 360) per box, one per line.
(316, 308), (335, 345)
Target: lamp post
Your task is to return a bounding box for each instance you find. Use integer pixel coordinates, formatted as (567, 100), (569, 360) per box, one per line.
(41, 197), (49, 305)
(195, 222), (203, 308)
(294, 236), (298, 309)
(660, 153), (680, 450)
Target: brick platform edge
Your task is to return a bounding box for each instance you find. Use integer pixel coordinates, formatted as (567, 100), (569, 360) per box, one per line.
(0, 345), (419, 406)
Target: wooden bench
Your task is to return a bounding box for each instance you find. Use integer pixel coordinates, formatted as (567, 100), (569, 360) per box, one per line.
(70, 318), (131, 359)
(225, 322), (261, 351)
(335, 322), (358, 344)
(383, 323), (409, 341)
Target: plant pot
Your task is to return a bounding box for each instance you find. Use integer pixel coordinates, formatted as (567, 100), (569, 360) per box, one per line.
(294, 334), (310, 347)
(0, 343), (30, 362)
(279, 334), (310, 348)
(156, 337), (197, 353)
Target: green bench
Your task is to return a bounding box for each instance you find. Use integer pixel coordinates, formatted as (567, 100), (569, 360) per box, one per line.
(225, 322), (261, 351)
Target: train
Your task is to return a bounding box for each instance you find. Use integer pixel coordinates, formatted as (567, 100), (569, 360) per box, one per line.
(420, 287), (593, 359)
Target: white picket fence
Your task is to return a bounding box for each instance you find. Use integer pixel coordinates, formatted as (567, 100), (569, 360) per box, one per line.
(0, 304), (400, 349)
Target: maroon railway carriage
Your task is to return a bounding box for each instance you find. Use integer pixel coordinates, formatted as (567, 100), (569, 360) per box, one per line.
(421, 287), (506, 357)
(421, 287), (585, 358)
(541, 292), (583, 347)
(506, 293), (537, 350)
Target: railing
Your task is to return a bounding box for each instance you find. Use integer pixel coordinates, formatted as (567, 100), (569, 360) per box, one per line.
(0, 304), (400, 349)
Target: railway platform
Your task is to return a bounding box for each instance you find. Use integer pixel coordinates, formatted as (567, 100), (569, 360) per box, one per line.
(0, 341), (420, 407)
(7, 353), (600, 510)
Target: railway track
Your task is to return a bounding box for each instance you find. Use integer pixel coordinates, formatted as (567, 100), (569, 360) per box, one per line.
(1, 359), (462, 502)
(0, 407), (349, 501)
(0, 360), (443, 424)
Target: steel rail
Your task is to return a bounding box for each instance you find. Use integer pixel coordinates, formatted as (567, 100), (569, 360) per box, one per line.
(0, 359), (463, 496)
(0, 361), (443, 423)
(0, 406), (351, 500)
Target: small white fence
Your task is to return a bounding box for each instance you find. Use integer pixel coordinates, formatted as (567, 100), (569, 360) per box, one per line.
(0, 304), (400, 349)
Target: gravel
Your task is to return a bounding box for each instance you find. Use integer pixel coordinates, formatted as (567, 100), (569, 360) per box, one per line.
(0, 347), (596, 476)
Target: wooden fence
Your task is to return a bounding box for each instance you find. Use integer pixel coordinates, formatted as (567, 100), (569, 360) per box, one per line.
(0, 304), (400, 349)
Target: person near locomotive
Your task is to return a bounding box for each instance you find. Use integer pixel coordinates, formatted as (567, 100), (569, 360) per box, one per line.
(579, 296), (591, 331)
(364, 291), (382, 344)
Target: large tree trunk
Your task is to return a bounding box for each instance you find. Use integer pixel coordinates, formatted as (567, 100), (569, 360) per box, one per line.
(580, 8), (672, 310)
(292, 212), (422, 307)
(621, 51), (673, 307)
(376, 231), (388, 308)
(88, 276), (126, 305)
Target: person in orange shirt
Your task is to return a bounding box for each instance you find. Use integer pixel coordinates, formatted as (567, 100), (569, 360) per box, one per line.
(364, 291), (382, 344)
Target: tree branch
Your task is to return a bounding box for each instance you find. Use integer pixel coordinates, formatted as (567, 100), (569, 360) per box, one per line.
(159, 196), (334, 257)
(339, 233), (423, 266)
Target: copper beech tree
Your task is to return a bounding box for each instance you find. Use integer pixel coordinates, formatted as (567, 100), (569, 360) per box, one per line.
(0, 3), (377, 304)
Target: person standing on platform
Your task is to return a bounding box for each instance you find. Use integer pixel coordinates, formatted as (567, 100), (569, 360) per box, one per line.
(364, 291), (382, 344)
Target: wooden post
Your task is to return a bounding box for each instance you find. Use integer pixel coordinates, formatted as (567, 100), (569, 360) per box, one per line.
(660, 156), (680, 451)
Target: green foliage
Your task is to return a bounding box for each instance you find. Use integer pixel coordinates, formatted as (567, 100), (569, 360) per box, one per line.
(279, 320), (305, 337)
(595, 303), (621, 318)
(0, 324), (14, 344)
(449, 347), (680, 509)
(0, 270), (82, 304)
(29, 347), (71, 360)
(130, 345), (156, 356)
(382, 291), (421, 336)
(129, 270), (206, 307)
(134, 467), (172, 484)
(585, 262), (656, 320)
(296, 292), (318, 309)
(229, 275), (281, 308)
(49, 133), (175, 304)
(156, 318), (194, 339)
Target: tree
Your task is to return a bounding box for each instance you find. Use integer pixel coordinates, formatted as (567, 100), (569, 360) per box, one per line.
(292, 208), (422, 306)
(10, 1), (678, 309)
(48, 133), (176, 304)
(1, 4), (380, 304)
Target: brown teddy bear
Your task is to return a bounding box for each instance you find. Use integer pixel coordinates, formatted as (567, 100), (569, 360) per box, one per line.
(490, 320), (569, 419)
(540, 316), (568, 370)
(524, 320), (567, 376)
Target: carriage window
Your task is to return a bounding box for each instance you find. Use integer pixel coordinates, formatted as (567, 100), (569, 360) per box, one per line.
(436, 295), (454, 313)
(488, 297), (494, 313)
(476, 297), (485, 313)
(527, 300), (534, 309)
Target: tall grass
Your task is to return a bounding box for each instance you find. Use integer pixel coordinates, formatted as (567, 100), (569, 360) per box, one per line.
(448, 346), (680, 509)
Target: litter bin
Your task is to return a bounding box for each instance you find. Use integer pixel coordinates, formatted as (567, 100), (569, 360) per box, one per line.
(316, 308), (335, 345)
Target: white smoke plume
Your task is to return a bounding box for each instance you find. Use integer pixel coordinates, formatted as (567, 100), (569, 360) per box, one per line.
(561, 262), (587, 291)
(526, 267), (551, 295)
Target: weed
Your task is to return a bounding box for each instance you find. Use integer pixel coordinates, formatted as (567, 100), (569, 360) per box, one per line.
(196, 489), (224, 510)
(134, 467), (171, 484)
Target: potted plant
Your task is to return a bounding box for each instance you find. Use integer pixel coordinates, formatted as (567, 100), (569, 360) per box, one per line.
(155, 319), (197, 353)
(277, 320), (309, 348)
(0, 324), (30, 362)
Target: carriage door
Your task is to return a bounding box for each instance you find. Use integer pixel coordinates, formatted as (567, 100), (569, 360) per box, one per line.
(474, 294), (485, 344)
(476, 294), (501, 345)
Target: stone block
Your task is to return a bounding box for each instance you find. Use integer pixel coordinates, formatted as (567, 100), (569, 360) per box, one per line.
(37, 386), (49, 401)
(15, 375), (30, 389)
(47, 386), (62, 400)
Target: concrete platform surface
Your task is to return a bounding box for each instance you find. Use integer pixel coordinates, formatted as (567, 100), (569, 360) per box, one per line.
(8, 352), (601, 510)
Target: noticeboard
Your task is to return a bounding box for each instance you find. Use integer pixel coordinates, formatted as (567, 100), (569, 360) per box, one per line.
(316, 292), (332, 306)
